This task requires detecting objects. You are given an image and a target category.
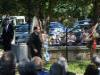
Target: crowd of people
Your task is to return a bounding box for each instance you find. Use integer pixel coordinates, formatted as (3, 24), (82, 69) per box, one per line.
(1, 50), (100, 75)
(48, 27), (100, 46)
(0, 51), (76, 75)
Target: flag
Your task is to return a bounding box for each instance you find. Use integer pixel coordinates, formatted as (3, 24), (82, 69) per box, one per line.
(92, 40), (96, 50)
(91, 23), (98, 51)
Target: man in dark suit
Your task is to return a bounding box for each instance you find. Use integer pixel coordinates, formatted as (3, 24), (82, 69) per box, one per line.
(1, 17), (14, 51)
(27, 26), (42, 59)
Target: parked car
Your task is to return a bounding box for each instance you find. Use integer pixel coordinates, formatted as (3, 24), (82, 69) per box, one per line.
(68, 20), (100, 45)
(67, 19), (93, 45)
(15, 24), (31, 43)
(49, 22), (66, 35)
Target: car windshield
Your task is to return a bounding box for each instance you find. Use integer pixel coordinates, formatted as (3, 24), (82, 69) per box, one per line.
(15, 24), (30, 32)
(49, 22), (65, 28)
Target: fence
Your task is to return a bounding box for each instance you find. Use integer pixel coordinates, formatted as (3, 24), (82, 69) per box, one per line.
(45, 45), (100, 63)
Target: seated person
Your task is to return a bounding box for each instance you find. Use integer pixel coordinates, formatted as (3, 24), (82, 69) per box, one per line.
(31, 56), (49, 75)
(49, 56), (68, 75)
(0, 51), (15, 75)
(18, 58), (37, 75)
(49, 55), (76, 75)
(84, 54), (100, 75)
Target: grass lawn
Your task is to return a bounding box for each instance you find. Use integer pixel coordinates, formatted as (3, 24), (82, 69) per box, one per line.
(68, 60), (90, 75)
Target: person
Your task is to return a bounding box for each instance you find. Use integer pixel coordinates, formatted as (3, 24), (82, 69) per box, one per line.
(27, 26), (42, 59)
(18, 59), (37, 75)
(31, 56), (49, 75)
(49, 55), (76, 75)
(84, 54), (100, 75)
(49, 55), (68, 75)
(41, 31), (50, 62)
(1, 17), (14, 51)
(0, 51), (15, 75)
(67, 32), (76, 46)
(80, 29), (89, 45)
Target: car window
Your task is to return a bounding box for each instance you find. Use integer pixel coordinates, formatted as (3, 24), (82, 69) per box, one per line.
(15, 24), (30, 32)
(96, 24), (100, 33)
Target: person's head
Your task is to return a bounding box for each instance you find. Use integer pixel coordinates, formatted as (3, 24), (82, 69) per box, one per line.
(18, 62), (37, 75)
(50, 56), (67, 75)
(33, 26), (41, 33)
(57, 56), (68, 71)
(0, 51), (15, 75)
(92, 54), (100, 67)
(31, 56), (43, 70)
(1, 51), (15, 64)
(2, 17), (10, 26)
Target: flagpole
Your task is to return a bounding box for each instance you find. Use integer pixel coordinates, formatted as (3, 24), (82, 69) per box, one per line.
(90, 23), (98, 61)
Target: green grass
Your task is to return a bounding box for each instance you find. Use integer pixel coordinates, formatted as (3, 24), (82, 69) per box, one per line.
(44, 60), (90, 75)
(68, 60), (90, 75)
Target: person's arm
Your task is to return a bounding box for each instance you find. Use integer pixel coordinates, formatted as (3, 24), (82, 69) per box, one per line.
(31, 42), (38, 53)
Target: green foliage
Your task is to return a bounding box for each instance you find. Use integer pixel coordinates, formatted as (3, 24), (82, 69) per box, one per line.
(44, 60), (90, 75)
(0, 0), (99, 26)
(0, 0), (18, 15)
(63, 17), (75, 27)
(53, 0), (93, 19)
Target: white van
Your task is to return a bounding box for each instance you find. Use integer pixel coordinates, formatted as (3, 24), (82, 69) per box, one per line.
(10, 16), (26, 25)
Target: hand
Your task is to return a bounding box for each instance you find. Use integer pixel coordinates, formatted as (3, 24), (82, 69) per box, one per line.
(34, 49), (38, 53)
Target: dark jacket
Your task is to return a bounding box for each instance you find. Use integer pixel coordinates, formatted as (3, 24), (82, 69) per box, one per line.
(84, 64), (99, 75)
(27, 31), (42, 58)
(27, 31), (42, 51)
(18, 62), (37, 75)
(49, 63), (66, 75)
(1, 21), (14, 42)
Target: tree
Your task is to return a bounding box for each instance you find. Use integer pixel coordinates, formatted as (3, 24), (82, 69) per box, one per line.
(0, 0), (18, 15)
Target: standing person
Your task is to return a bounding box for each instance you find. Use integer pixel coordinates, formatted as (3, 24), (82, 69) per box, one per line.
(27, 26), (42, 59)
(41, 31), (50, 62)
(80, 29), (89, 45)
(1, 17), (14, 51)
(67, 32), (76, 46)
